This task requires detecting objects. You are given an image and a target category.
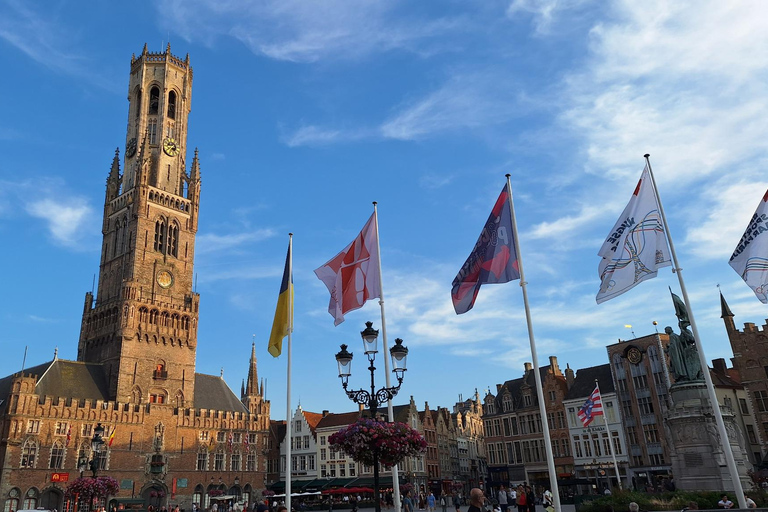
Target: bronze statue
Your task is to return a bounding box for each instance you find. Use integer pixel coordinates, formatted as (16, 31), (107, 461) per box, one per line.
(665, 291), (703, 382)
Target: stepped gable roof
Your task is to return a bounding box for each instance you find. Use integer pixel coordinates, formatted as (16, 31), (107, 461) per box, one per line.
(564, 364), (613, 400)
(303, 410), (327, 432)
(316, 411), (362, 429)
(194, 373), (249, 413)
(0, 361), (53, 413)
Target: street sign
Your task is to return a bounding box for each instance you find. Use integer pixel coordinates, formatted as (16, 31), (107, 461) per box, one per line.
(51, 473), (69, 482)
(121, 479), (134, 490)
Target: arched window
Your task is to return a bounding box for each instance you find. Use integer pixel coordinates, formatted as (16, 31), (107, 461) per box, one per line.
(167, 91), (177, 119)
(135, 89), (142, 118)
(22, 488), (38, 510)
(114, 220), (121, 257)
(154, 220), (166, 253)
(21, 439), (37, 467)
(4, 488), (20, 512)
(149, 86), (160, 115)
(49, 441), (64, 469)
(167, 223), (179, 257)
(148, 118), (158, 144)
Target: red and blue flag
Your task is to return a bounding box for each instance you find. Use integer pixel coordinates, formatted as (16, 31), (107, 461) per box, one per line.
(451, 184), (520, 314)
(578, 386), (604, 427)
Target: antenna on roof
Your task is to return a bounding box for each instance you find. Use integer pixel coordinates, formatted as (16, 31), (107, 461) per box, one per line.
(21, 346), (28, 373)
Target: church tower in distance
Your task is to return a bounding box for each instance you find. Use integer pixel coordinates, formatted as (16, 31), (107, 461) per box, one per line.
(78, 44), (201, 406)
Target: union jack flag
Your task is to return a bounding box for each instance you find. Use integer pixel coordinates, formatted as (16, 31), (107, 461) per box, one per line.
(577, 386), (603, 427)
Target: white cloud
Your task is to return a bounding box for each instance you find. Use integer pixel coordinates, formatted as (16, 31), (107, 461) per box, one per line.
(506, 0), (590, 35)
(0, 2), (118, 90)
(380, 71), (526, 141)
(196, 229), (276, 254)
(281, 125), (345, 148)
(160, 0), (462, 63)
(25, 198), (92, 247)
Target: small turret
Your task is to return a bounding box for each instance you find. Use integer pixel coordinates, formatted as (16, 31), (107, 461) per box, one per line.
(106, 148), (121, 202)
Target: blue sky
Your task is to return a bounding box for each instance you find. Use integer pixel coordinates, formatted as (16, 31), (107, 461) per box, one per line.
(2, 1), (768, 421)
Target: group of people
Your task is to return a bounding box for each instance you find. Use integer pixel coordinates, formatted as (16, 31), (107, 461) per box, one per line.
(403, 486), (553, 512)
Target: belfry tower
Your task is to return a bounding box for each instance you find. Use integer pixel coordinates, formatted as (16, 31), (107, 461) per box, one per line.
(78, 44), (201, 406)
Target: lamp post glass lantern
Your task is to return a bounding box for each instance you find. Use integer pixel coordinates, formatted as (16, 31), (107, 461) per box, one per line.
(334, 321), (409, 512)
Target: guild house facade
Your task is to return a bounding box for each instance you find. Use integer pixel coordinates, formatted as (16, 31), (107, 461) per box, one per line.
(0, 45), (271, 512)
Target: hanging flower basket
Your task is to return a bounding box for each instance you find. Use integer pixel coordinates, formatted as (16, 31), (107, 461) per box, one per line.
(65, 477), (120, 500)
(209, 490), (224, 497)
(262, 491), (275, 497)
(329, 418), (426, 468)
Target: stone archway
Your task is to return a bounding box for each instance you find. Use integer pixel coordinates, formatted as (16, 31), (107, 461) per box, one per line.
(40, 487), (63, 511)
(141, 483), (168, 510)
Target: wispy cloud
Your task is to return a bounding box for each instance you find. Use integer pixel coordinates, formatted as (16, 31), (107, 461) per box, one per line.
(381, 71), (526, 141)
(196, 229), (276, 254)
(281, 125), (361, 148)
(160, 0), (463, 63)
(507, 0), (590, 35)
(0, 1), (118, 90)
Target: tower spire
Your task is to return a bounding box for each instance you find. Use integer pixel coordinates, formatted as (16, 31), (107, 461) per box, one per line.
(246, 338), (259, 396)
(720, 289), (736, 332)
(106, 148), (121, 201)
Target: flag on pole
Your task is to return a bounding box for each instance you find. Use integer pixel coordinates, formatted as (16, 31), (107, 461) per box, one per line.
(729, 189), (768, 303)
(596, 164), (671, 304)
(108, 427), (116, 447)
(268, 241), (293, 357)
(228, 432), (233, 453)
(208, 436), (215, 452)
(451, 184), (519, 314)
(65, 425), (71, 447)
(244, 433), (250, 453)
(577, 386), (603, 427)
(314, 212), (381, 325)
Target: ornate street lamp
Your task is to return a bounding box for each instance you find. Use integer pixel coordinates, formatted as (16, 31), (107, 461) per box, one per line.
(334, 321), (409, 512)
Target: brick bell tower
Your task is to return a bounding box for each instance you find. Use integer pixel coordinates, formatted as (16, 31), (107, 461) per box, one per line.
(78, 44), (201, 407)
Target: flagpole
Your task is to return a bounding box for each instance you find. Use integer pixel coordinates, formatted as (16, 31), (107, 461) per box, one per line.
(595, 380), (622, 490)
(644, 154), (746, 507)
(372, 202), (402, 512)
(505, 174), (561, 512)
(285, 233), (294, 512)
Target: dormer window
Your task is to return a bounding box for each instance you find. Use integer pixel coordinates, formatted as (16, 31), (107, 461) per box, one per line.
(149, 86), (160, 115)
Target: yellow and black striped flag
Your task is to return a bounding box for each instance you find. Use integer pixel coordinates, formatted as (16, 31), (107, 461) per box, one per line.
(268, 238), (293, 357)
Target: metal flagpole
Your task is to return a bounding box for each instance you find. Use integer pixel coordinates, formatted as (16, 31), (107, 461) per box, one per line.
(595, 380), (622, 490)
(505, 174), (561, 512)
(285, 234), (294, 512)
(644, 154), (746, 508)
(372, 202), (401, 512)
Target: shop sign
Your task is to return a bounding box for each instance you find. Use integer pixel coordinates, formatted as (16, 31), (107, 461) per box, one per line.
(51, 473), (69, 482)
(177, 478), (188, 488)
(120, 479), (134, 490)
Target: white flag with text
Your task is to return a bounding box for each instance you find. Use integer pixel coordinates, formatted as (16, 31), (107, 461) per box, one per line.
(596, 164), (671, 304)
(729, 190), (768, 304)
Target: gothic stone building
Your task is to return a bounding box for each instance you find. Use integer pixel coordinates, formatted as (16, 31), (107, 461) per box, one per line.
(0, 45), (270, 512)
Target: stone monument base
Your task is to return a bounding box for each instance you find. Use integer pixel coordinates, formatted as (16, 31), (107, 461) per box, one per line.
(666, 382), (750, 491)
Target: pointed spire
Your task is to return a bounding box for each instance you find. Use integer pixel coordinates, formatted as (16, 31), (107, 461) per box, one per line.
(246, 338), (259, 396)
(241, 379), (245, 398)
(54, 347), (58, 360)
(142, 43), (148, 55)
(720, 290), (734, 318)
(190, 147), (201, 181)
(185, 53), (190, 65)
(166, 42), (172, 54)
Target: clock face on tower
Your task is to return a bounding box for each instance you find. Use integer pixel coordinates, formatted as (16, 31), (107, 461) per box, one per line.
(627, 346), (642, 365)
(163, 137), (179, 157)
(125, 138), (137, 158)
(156, 270), (174, 289)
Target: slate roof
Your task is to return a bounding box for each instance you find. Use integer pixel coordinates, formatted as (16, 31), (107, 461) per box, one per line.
(194, 373), (249, 413)
(492, 365), (554, 409)
(0, 359), (111, 414)
(564, 364), (614, 400)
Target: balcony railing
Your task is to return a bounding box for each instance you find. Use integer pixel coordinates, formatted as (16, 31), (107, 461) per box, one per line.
(153, 370), (168, 379)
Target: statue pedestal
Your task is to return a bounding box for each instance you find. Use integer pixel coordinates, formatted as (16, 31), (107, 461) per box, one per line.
(666, 383), (750, 491)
